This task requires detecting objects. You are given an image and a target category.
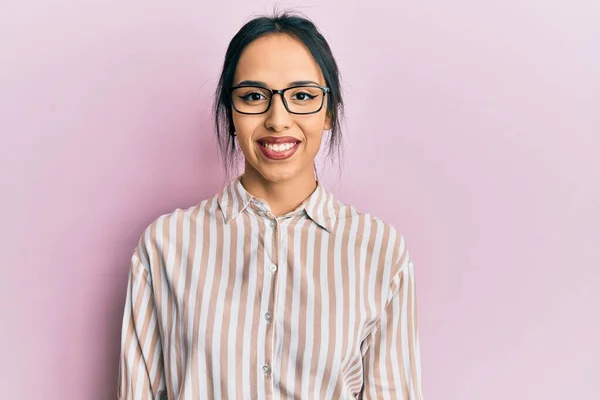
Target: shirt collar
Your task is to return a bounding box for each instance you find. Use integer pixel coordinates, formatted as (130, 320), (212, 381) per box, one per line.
(217, 175), (337, 232)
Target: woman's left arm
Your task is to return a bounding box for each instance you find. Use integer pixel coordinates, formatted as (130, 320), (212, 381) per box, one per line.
(361, 259), (424, 399)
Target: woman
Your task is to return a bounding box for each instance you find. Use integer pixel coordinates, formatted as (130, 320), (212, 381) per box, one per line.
(118, 11), (423, 400)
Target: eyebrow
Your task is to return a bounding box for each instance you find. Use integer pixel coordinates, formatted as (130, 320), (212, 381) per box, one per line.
(234, 80), (322, 88)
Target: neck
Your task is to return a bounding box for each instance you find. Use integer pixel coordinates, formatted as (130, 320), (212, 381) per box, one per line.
(241, 163), (317, 217)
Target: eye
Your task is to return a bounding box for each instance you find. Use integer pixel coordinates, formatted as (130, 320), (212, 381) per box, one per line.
(291, 91), (317, 101)
(239, 92), (267, 102)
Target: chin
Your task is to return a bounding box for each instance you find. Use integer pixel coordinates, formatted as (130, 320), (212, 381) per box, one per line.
(257, 165), (301, 184)
(260, 170), (296, 184)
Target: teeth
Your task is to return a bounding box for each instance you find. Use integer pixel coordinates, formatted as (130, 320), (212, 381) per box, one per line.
(264, 142), (296, 152)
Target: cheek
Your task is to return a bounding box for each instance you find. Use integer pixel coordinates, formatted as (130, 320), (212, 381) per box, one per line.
(232, 114), (261, 143)
(231, 113), (248, 135)
(299, 117), (327, 148)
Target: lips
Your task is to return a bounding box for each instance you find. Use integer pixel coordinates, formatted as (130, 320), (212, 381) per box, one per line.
(256, 136), (301, 160)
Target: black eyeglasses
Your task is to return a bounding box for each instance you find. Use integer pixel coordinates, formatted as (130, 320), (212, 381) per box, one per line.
(229, 85), (330, 115)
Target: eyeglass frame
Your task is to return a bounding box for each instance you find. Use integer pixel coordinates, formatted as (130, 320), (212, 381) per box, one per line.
(228, 84), (330, 115)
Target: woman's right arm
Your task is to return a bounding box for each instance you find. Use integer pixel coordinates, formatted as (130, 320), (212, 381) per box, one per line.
(117, 250), (165, 400)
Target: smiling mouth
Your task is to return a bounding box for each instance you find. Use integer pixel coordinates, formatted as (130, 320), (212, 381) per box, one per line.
(256, 139), (301, 160)
(258, 140), (300, 153)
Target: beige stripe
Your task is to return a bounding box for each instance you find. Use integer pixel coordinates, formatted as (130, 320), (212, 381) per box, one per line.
(298, 212), (317, 398)
(159, 213), (176, 396)
(143, 223), (164, 396)
(180, 205), (200, 387)
(323, 204), (344, 398)
(146, 218), (164, 394)
(397, 266), (410, 396)
(206, 197), (225, 398)
(121, 265), (136, 398)
(185, 200), (207, 398)
(293, 216), (310, 395)
(277, 216), (292, 397)
(146, 316), (162, 396)
(364, 218), (386, 399)
(234, 209), (252, 398)
(381, 226), (398, 400)
(171, 211), (185, 391)
(307, 215), (324, 396)
(137, 272), (155, 400)
(389, 274), (404, 396)
(407, 264), (420, 396)
(191, 198), (215, 397)
(352, 214), (371, 395)
(340, 205), (356, 397)
(327, 207), (350, 398)
(132, 259), (149, 399)
(342, 209), (365, 394)
(229, 208), (249, 399)
(218, 203), (239, 397)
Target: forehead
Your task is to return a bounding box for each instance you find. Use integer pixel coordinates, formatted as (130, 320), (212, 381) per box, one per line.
(234, 33), (325, 86)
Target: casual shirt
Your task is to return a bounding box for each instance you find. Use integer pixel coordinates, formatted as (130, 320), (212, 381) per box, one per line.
(117, 176), (424, 399)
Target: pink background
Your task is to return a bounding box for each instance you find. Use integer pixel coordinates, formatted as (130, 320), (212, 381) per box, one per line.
(1, 0), (598, 399)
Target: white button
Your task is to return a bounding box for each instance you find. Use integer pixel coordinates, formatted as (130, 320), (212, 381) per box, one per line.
(265, 312), (272, 322)
(269, 264), (277, 273)
(269, 220), (276, 227)
(262, 364), (271, 375)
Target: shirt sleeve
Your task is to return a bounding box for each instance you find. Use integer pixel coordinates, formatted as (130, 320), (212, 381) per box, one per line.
(117, 250), (165, 400)
(361, 259), (424, 399)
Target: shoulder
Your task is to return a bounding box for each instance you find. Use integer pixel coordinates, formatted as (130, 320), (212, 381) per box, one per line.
(333, 197), (415, 303)
(333, 197), (412, 270)
(132, 193), (222, 266)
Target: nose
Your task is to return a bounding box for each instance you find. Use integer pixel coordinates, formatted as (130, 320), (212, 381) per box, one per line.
(264, 93), (292, 132)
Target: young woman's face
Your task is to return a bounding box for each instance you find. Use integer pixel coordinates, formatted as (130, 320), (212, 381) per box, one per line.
(231, 33), (330, 184)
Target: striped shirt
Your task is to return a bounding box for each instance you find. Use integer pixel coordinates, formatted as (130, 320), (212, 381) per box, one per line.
(117, 176), (424, 399)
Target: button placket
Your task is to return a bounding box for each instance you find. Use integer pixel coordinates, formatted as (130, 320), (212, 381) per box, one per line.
(262, 210), (279, 390)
